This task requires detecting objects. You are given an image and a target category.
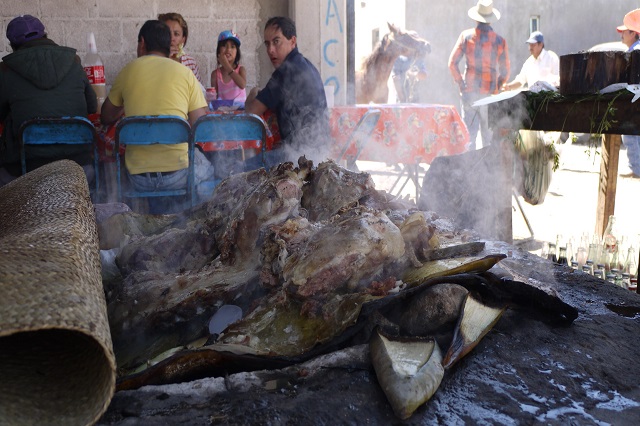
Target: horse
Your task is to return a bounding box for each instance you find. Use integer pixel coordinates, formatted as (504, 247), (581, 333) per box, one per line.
(356, 23), (430, 104)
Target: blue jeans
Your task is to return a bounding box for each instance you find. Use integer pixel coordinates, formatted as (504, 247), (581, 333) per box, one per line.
(127, 168), (189, 214)
(126, 150), (214, 214)
(622, 135), (640, 175)
(461, 92), (492, 150)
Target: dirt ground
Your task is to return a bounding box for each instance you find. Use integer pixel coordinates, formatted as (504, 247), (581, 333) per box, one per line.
(360, 138), (640, 259)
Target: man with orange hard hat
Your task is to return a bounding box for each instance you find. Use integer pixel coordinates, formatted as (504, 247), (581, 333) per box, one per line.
(618, 8), (640, 179)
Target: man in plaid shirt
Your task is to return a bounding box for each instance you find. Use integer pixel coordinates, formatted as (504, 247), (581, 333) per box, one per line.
(449, 0), (510, 150)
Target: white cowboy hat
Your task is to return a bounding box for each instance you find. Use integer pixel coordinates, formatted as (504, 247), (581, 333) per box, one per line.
(468, 0), (501, 23)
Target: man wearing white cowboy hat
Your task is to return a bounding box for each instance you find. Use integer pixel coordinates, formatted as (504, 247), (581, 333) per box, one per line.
(449, 0), (510, 150)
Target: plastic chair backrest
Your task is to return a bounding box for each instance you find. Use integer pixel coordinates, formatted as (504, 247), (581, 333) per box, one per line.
(191, 113), (267, 156)
(337, 108), (382, 164)
(19, 116), (100, 197)
(114, 115), (194, 207)
(190, 113), (268, 199)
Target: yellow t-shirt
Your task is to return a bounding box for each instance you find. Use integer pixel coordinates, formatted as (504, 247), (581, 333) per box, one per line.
(108, 55), (207, 174)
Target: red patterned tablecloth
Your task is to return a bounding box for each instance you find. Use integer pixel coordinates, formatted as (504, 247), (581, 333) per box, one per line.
(329, 104), (469, 164)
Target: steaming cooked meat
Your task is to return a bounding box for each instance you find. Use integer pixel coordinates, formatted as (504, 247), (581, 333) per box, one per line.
(301, 160), (376, 221)
(261, 207), (405, 300)
(102, 158), (460, 369)
(206, 163), (306, 265)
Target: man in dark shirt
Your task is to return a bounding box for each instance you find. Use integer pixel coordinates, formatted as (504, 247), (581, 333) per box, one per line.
(0, 15), (97, 186)
(245, 16), (330, 170)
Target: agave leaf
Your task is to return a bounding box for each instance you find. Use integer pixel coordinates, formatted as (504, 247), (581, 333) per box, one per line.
(218, 291), (382, 357)
(371, 330), (444, 420)
(402, 254), (506, 288)
(442, 292), (506, 369)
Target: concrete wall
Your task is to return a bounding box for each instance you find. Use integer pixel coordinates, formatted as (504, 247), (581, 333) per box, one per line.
(3, 0), (639, 108)
(404, 0), (640, 107)
(292, 0), (348, 105)
(1, 0), (288, 91)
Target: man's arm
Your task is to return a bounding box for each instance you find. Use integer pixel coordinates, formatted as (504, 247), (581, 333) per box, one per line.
(497, 39), (510, 89)
(100, 97), (124, 125)
(187, 107), (207, 126)
(448, 34), (465, 91)
(245, 87), (268, 116)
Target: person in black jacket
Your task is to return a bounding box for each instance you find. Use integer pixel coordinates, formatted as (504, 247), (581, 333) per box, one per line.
(0, 15), (97, 187)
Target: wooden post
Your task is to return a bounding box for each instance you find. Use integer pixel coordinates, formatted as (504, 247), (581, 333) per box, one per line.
(496, 133), (514, 243)
(595, 134), (621, 237)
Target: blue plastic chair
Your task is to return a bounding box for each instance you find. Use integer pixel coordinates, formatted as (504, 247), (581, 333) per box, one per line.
(336, 108), (381, 170)
(114, 115), (194, 209)
(190, 113), (267, 199)
(19, 116), (100, 198)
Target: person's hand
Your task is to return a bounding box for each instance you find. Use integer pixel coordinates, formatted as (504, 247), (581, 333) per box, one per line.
(170, 44), (184, 62)
(218, 53), (231, 72)
(247, 87), (259, 102)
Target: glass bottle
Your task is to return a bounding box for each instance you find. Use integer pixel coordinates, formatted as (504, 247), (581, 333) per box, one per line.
(547, 243), (558, 263)
(605, 272), (616, 284)
(623, 246), (638, 278)
(557, 246), (568, 266)
(587, 241), (600, 266)
(571, 260), (579, 271)
(540, 241), (549, 260)
(586, 260), (595, 275)
(575, 245), (588, 268)
(594, 268), (604, 280)
(566, 241), (574, 264)
(601, 215), (619, 270)
(581, 264), (592, 274)
(622, 273), (631, 290)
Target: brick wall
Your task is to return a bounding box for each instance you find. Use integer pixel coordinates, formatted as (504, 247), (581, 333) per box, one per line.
(1, 0), (289, 90)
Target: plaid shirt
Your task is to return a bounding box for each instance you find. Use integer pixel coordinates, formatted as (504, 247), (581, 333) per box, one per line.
(448, 23), (510, 95)
(180, 54), (204, 86)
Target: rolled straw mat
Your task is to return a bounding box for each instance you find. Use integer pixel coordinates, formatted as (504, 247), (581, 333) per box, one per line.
(0, 160), (116, 425)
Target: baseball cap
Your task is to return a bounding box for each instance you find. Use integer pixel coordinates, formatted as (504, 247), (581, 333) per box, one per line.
(526, 31), (544, 44)
(617, 24), (629, 32)
(6, 15), (46, 46)
(218, 30), (241, 46)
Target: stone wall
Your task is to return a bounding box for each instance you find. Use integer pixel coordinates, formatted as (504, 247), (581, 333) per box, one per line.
(1, 0), (288, 90)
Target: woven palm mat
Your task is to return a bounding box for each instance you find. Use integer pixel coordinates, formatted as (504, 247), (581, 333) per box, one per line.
(0, 160), (115, 425)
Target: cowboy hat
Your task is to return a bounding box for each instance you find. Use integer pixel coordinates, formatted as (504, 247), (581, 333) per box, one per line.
(468, 0), (501, 23)
(623, 8), (640, 34)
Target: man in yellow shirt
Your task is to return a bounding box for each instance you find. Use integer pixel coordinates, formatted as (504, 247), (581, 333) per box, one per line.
(101, 20), (211, 211)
